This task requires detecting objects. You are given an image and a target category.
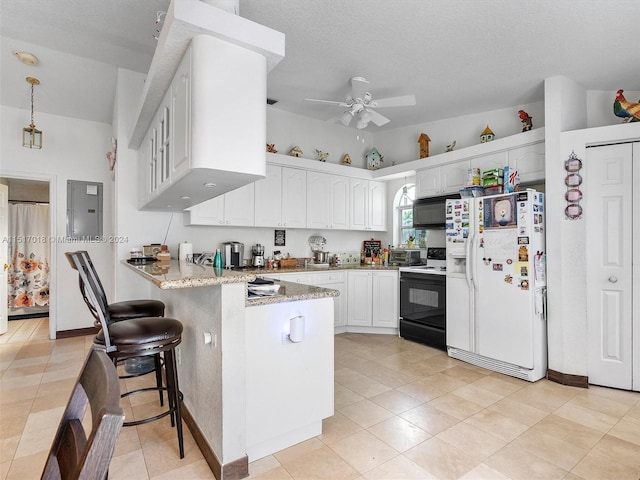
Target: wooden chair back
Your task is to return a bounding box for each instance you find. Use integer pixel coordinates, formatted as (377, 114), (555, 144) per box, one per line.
(41, 349), (124, 480)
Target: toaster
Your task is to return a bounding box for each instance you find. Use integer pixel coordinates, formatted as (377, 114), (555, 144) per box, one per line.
(389, 249), (422, 266)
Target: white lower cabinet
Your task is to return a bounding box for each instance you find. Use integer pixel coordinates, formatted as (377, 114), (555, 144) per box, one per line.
(312, 272), (347, 329)
(267, 272), (346, 329)
(347, 270), (399, 330)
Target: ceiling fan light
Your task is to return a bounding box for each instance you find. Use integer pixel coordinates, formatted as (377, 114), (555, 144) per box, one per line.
(356, 117), (368, 129)
(340, 111), (353, 126)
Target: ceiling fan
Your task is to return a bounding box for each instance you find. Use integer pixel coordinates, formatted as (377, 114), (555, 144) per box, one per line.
(304, 76), (416, 129)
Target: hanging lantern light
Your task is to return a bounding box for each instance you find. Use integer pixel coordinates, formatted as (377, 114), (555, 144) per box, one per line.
(22, 77), (42, 149)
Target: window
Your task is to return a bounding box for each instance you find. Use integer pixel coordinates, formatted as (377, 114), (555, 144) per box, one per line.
(396, 184), (416, 246)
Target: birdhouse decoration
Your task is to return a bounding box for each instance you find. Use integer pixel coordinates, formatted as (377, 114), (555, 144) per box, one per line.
(341, 153), (352, 165)
(480, 125), (495, 143)
(266, 143), (278, 153)
(315, 149), (329, 162)
(288, 145), (303, 157)
(613, 89), (640, 123)
(366, 147), (383, 170)
(418, 133), (431, 158)
(518, 110), (533, 131)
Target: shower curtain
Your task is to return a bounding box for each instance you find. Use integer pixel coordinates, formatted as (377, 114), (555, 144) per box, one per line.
(7, 203), (50, 309)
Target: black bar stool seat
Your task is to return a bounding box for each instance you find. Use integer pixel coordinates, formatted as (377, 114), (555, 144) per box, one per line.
(95, 317), (182, 353)
(108, 299), (165, 321)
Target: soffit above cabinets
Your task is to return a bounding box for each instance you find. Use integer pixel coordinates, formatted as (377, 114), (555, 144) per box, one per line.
(128, 0), (285, 149)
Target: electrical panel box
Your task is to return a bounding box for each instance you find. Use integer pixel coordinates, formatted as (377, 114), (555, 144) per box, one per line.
(67, 180), (103, 239)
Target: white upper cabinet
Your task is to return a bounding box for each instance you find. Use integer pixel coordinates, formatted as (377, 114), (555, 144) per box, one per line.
(508, 142), (545, 183)
(137, 35), (271, 211)
(307, 172), (349, 230)
(255, 165), (306, 228)
(349, 179), (387, 231)
(184, 182), (255, 226)
(416, 162), (468, 198)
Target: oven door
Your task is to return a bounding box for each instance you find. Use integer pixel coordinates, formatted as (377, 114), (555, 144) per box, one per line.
(399, 272), (446, 349)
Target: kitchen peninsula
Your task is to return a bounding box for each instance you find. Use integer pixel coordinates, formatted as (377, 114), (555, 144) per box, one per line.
(123, 260), (338, 479)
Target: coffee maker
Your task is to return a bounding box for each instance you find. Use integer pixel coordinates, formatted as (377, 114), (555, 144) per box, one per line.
(223, 242), (244, 269)
(252, 244), (265, 268)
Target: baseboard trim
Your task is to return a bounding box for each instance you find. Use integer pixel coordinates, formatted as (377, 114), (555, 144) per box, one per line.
(182, 405), (249, 480)
(56, 326), (100, 339)
(547, 369), (589, 388)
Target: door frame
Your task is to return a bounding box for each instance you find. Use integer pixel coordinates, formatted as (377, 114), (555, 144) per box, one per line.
(0, 171), (56, 340)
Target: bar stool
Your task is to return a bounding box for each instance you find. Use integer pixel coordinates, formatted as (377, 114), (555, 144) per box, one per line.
(74, 251), (166, 402)
(66, 250), (185, 458)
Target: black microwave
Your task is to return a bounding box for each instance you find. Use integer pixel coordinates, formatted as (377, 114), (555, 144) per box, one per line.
(412, 196), (447, 229)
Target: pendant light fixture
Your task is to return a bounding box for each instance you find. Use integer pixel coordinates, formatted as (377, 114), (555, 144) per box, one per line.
(22, 76), (42, 149)
(400, 177), (413, 206)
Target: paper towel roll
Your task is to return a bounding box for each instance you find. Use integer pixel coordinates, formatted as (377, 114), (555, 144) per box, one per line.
(178, 242), (193, 263)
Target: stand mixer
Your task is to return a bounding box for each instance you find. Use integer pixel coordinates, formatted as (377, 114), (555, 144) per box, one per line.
(252, 244), (265, 267)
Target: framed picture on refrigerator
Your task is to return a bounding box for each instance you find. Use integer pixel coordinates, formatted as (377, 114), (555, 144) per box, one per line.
(483, 195), (517, 229)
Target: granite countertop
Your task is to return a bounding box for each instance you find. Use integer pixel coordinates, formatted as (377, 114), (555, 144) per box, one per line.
(245, 280), (339, 307)
(243, 263), (400, 274)
(122, 259), (257, 289)
(121, 260), (340, 307)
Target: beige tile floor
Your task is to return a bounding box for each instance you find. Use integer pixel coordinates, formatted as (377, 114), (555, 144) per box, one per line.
(1, 318), (639, 480)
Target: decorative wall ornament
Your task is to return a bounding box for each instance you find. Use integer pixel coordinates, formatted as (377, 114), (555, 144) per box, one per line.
(288, 145), (303, 157)
(106, 137), (117, 170)
(315, 149), (329, 162)
(613, 89), (640, 123)
(564, 151), (583, 220)
(418, 133), (431, 158)
(480, 125), (495, 143)
(445, 140), (456, 152)
(365, 147), (383, 170)
(518, 110), (533, 131)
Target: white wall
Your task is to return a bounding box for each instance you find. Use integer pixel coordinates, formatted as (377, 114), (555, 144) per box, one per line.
(0, 105), (114, 333)
(545, 76), (640, 377)
(374, 101), (545, 165)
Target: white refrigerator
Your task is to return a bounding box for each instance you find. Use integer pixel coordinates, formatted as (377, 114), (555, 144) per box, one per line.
(445, 190), (547, 381)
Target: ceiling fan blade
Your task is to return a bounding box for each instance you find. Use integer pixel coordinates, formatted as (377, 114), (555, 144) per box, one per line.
(366, 109), (390, 127)
(350, 76), (370, 101)
(304, 98), (350, 107)
(370, 94), (416, 108)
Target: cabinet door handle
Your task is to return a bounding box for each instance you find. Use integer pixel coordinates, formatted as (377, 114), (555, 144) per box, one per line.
(608, 276), (618, 283)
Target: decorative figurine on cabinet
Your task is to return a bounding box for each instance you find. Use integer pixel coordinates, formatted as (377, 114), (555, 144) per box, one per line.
(613, 89), (640, 123)
(445, 140), (456, 152)
(418, 133), (431, 158)
(288, 145), (303, 157)
(315, 149), (329, 162)
(366, 147), (384, 170)
(518, 110), (533, 131)
(341, 153), (352, 165)
(266, 143), (278, 153)
(480, 125), (495, 143)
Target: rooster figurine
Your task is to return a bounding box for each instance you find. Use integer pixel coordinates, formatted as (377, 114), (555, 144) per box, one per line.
(518, 110), (533, 131)
(613, 89), (640, 123)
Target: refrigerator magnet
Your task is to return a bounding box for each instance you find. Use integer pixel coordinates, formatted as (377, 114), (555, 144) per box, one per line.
(504, 275), (513, 284)
(520, 279), (530, 290)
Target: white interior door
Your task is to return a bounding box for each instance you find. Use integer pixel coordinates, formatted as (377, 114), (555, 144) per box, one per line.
(0, 184), (8, 334)
(586, 143), (633, 390)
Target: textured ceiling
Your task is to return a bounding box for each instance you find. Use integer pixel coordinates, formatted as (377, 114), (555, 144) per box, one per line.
(1, 0), (639, 128)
